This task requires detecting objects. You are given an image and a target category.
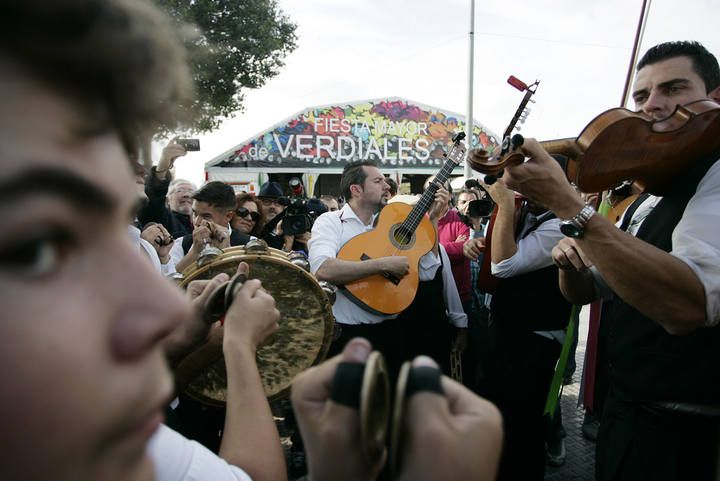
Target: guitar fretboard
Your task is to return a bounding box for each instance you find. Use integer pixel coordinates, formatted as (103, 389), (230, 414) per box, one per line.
(400, 149), (459, 235)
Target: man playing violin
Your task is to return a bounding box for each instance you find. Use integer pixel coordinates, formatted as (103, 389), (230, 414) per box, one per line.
(499, 41), (720, 481)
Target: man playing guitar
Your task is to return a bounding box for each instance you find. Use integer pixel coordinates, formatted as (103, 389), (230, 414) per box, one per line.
(308, 160), (449, 377)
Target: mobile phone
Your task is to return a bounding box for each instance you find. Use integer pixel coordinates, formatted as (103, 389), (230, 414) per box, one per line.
(177, 138), (200, 151)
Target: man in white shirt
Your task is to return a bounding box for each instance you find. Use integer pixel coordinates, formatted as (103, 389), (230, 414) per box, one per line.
(309, 160), (448, 377)
(169, 181), (252, 274)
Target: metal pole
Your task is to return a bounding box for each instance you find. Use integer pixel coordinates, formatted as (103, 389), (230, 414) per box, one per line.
(464, 0), (475, 179)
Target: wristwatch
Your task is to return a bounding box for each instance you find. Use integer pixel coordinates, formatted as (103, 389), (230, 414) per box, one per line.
(559, 204), (596, 238)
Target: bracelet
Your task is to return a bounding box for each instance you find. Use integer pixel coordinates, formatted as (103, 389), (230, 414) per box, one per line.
(559, 204), (596, 238)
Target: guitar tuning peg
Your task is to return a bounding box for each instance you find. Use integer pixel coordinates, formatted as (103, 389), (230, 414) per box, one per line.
(514, 125), (522, 132)
(529, 98), (536, 103)
(518, 118), (526, 124)
(524, 108), (532, 115)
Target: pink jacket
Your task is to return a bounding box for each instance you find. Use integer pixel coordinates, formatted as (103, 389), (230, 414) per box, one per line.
(437, 209), (471, 303)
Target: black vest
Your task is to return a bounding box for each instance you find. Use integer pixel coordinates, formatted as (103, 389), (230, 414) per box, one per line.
(606, 153), (720, 404)
(181, 229), (252, 254)
(491, 210), (572, 332)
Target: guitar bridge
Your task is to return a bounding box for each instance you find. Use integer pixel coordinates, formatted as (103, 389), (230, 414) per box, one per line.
(360, 253), (401, 285)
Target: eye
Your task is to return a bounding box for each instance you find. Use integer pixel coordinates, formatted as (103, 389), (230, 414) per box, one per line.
(0, 229), (74, 279)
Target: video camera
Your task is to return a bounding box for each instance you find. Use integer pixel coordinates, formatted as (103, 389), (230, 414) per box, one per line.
(282, 198), (313, 236)
(459, 198), (495, 228)
(281, 197), (328, 236)
(280, 177), (329, 236)
(468, 198), (495, 218)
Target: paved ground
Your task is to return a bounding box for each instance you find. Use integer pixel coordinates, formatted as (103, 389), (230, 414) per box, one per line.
(545, 306), (596, 481)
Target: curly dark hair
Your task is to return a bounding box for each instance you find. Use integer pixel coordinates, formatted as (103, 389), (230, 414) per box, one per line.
(0, 0), (194, 155)
(234, 192), (265, 236)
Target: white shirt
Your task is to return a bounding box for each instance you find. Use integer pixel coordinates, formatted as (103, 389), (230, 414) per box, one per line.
(593, 161), (720, 326)
(167, 236), (186, 275)
(148, 424), (252, 481)
(129, 224), (162, 273)
(490, 215), (564, 278)
(439, 244), (468, 328)
(308, 203), (441, 325)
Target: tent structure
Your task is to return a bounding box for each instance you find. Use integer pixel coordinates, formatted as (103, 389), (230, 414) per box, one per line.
(205, 97), (501, 197)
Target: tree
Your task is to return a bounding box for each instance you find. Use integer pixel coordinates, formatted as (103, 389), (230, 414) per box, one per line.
(156, 0), (297, 133)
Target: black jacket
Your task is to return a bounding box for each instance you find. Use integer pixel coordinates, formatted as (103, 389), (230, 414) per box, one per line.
(138, 167), (193, 239)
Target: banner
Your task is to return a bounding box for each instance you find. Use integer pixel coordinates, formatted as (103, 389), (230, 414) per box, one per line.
(209, 98), (500, 169)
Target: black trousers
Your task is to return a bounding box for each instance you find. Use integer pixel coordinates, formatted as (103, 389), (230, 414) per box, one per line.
(479, 325), (561, 481)
(596, 392), (720, 481)
(328, 320), (407, 386)
(330, 274), (452, 384)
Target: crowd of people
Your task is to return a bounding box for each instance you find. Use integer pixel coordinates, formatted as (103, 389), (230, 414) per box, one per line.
(1, 1), (719, 481)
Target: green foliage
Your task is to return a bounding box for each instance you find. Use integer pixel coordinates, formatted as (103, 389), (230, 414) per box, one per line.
(156, 0), (297, 133)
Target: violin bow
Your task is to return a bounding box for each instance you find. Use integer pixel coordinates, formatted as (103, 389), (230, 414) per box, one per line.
(620, 0), (653, 108)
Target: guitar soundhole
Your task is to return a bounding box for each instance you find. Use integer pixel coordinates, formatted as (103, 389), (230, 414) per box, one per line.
(391, 225), (414, 249)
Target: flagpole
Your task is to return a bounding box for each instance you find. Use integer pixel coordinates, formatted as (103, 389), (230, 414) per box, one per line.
(464, 0), (475, 179)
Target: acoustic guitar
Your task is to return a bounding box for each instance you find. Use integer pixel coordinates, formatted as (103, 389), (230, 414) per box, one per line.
(337, 133), (468, 315)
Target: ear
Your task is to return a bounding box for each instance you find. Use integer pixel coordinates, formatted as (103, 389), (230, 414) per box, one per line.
(224, 210), (234, 224)
(709, 85), (720, 103)
(350, 184), (362, 198)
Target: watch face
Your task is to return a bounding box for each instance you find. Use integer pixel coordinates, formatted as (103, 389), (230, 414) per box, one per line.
(560, 221), (582, 238)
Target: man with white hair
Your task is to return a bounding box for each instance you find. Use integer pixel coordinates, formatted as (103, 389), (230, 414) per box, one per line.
(138, 139), (197, 238)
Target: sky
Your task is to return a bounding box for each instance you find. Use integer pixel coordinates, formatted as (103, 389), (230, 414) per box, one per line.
(172, 0), (719, 185)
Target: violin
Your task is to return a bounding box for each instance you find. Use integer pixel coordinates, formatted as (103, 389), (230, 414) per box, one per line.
(467, 99), (720, 195)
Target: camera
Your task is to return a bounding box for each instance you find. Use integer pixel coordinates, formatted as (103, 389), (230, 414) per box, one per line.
(459, 199), (495, 227)
(177, 138), (200, 151)
(281, 197), (329, 236)
(282, 198), (314, 236)
(469, 198), (495, 218)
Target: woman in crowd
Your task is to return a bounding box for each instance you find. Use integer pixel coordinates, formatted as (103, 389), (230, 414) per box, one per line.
(232, 193), (264, 237)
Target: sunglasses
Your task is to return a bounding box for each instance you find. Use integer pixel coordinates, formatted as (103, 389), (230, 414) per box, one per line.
(260, 198), (282, 206)
(236, 207), (260, 222)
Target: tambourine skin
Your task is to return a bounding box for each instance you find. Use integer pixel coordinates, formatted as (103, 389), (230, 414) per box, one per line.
(179, 246), (335, 404)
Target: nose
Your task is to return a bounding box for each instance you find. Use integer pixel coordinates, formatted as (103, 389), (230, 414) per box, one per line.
(641, 89), (668, 117)
(108, 236), (190, 361)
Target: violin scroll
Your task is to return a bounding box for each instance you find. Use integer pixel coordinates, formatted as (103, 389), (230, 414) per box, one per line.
(466, 146), (525, 177)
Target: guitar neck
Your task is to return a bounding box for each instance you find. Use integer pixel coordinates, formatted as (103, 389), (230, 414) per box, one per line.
(403, 155), (457, 232)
